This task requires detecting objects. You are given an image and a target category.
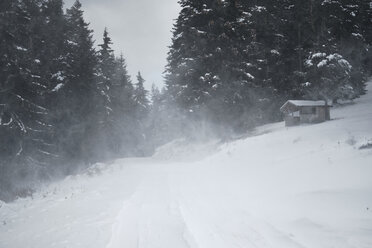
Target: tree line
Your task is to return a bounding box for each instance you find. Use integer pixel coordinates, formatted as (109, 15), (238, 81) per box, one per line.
(0, 0), (150, 200)
(165, 0), (372, 131)
(1, 0), (371, 201)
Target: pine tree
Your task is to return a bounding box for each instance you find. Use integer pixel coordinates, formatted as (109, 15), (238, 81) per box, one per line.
(57, 0), (98, 163)
(360, 1), (372, 75)
(146, 84), (187, 151)
(107, 55), (137, 156)
(96, 29), (138, 157)
(165, 0), (269, 130)
(150, 84), (161, 107)
(304, 52), (356, 101)
(0, 0), (30, 196)
(113, 54), (135, 114)
(297, 0), (368, 102)
(41, 0), (68, 94)
(129, 72), (149, 154)
(0, 0), (58, 199)
(147, 84), (167, 147)
(97, 28), (116, 120)
(134, 71), (149, 118)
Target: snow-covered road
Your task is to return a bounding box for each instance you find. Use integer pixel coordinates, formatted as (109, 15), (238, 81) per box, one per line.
(1, 80), (372, 248)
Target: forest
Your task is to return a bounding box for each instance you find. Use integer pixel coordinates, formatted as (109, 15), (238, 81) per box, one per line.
(0, 0), (371, 201)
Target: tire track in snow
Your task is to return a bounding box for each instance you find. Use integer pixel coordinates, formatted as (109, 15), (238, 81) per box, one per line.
(105, 191), (142, 248)
(169, 168), (308, 248)
(175, 194), (308, 248)
(105, 165), (198, 248)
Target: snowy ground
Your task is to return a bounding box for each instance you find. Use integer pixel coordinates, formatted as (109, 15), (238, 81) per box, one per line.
(1, 80), (372, 248)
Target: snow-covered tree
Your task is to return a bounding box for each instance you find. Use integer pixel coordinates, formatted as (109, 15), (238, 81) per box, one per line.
(56, 0), (98, 162)
(165, 0), (265, 130)
(304, 52), (358, 101)
(0, 0), (58, 200)
(134, 71), (149, 119)
(97, 28), (116, 119)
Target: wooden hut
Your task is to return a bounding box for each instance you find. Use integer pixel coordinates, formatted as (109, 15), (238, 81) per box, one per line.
(280, 100), (332, 126)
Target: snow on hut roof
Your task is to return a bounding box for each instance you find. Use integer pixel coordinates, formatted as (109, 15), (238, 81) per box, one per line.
(287, 100), (328, 106)
(280, 100), (332, 112)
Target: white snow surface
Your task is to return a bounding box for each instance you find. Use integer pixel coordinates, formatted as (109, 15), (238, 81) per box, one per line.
(1, 80), (372, 248)
(284, 100), (329, 107)
(51, 83), (64, 92)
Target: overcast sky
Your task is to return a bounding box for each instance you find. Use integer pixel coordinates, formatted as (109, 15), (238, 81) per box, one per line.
(64, 0), (180, 89)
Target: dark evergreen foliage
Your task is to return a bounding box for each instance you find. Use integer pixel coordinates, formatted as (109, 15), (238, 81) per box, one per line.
(0, 0), (371, 201)
(134, 71), (149, 118)
(165, 0), (371, 132)
(0, 0), (146, 201)
(0, 0), (58, 199)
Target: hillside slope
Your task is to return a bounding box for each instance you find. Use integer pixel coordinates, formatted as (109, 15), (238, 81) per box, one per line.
(1, 80), (372, 248)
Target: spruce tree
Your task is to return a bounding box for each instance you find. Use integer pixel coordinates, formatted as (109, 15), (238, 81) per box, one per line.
(97, 28), (116, 120)
(97, 30), (138, 157)
(108, 55), (137, 156)
(131, 72), (149, 154)
(0, 0), (57, 199)
(112, 54), (135, 120)
(360, 1), (372, 75)
(134, 71), (149, 118)
(298, 0), (367, 101)
(165, 0), (266, 130)
(58, 0), (98, 163)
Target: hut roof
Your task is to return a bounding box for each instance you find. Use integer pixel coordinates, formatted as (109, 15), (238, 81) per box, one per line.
(280, 100), (332, 112)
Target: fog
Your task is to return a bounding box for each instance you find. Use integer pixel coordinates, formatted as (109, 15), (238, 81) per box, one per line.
(1, 1), (372, 247)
